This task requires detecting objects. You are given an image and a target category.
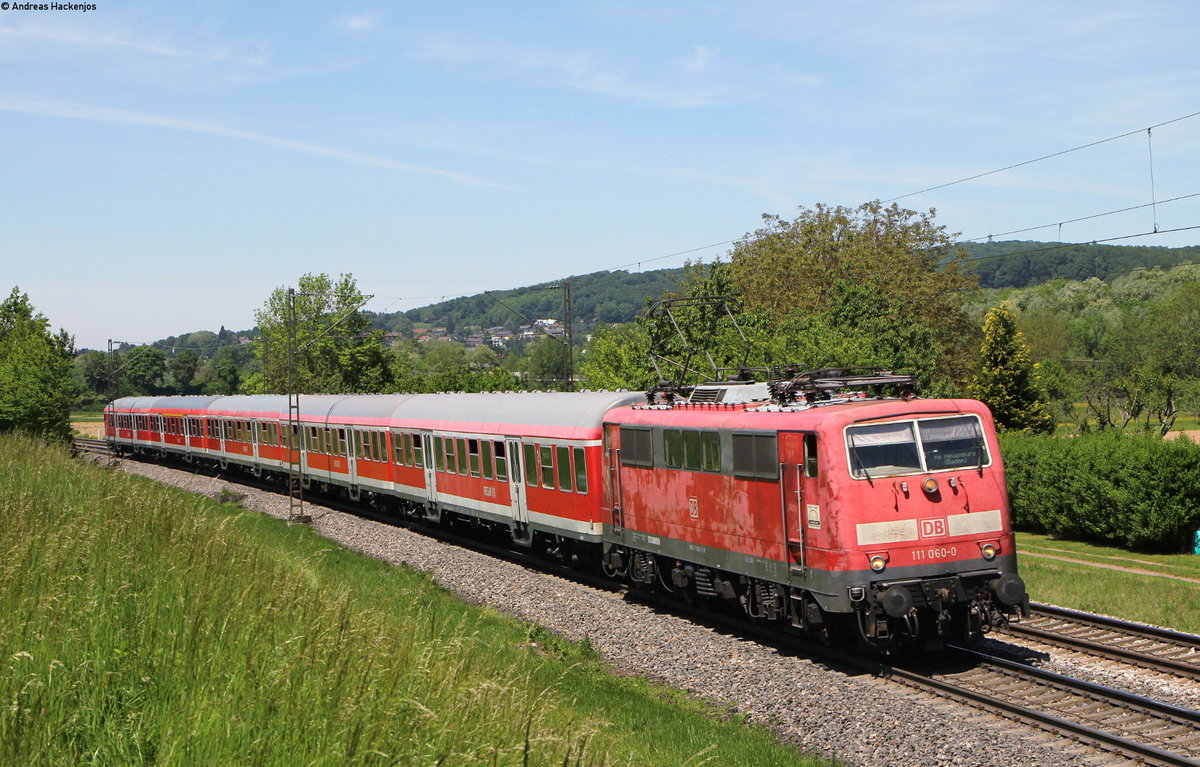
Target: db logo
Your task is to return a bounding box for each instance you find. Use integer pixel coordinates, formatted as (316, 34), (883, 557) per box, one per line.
(919, 517), (947, 539)
(688, 497), (699, 519)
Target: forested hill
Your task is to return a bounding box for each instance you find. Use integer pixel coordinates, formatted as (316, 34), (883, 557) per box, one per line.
(369, 241), (1200, 332)
(369, 268), (684, 333)
(960, 241), (1200, 288)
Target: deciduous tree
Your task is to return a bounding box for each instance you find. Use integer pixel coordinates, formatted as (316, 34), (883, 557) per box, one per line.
(252, 273), (391, 394)
(0, 287), (75, 440)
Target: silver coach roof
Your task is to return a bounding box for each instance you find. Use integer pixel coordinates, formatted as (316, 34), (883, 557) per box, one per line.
(108, 390), (646, 435)
(108, 395), (222, 411)
(383, 390), (645, 436)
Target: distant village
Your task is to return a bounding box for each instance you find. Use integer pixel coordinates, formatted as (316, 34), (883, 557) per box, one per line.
(389, 318), (570, 350)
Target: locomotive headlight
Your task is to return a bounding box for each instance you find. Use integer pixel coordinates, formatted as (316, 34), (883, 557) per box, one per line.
(922, 477), (939, 495)
(869, 554), (888, 572)
(980, 542), (998, 560)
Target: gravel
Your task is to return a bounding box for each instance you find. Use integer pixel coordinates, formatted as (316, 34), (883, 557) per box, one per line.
(111, 457), (1146, 767)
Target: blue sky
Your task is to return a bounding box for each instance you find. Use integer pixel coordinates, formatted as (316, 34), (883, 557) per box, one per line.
(3, 1), (1199, 350)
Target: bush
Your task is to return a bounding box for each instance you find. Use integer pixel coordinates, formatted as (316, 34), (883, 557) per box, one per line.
(1001, 431), (1200, 552)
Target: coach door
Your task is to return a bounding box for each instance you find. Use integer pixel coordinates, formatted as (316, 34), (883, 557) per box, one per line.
(506, 438), (528, 528)
(421, 433), (437, 503)
(779, 431), (818, 576)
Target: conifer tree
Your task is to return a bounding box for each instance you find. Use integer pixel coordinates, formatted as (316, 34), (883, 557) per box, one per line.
(968, 304), (1054, 433)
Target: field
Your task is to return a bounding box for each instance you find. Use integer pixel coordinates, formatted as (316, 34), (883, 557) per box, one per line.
(0, 434), (822, 766)
(1017, 532), (1200, 633)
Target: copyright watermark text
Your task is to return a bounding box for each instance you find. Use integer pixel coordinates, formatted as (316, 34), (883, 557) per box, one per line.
(0, 3), (99, 11)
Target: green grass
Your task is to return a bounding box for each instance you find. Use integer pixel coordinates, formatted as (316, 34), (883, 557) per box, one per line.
(1017, 532), (1200, 633)
(0, 434), (824, 767)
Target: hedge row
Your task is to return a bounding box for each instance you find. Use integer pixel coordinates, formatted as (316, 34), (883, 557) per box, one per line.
(1000, 431), (1200, 552)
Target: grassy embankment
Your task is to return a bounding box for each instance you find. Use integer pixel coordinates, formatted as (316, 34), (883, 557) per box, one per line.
(0, 434), (823, 767)
(1017, 532), (1200, 633)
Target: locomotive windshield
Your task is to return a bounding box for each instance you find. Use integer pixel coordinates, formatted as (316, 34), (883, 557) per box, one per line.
(846, 415), (988, 479)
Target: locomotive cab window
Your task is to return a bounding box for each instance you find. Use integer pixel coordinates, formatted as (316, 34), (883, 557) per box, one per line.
(846, 415), (988, 479)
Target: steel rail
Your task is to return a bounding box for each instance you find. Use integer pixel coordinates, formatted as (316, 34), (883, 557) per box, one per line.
(879, 646), (1200, 767)
(1001, 602), (1200, 680)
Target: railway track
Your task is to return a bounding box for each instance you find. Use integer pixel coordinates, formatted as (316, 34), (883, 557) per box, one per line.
(1002, 602), (1200, 681)
(882, 646), (1200, 767)
(88, 445), (1200, 766)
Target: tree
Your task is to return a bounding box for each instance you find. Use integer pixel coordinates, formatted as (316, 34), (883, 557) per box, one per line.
(728, 201), (978, 387)
(252, 273), (391, 394)
(198, 344), (253, 395)
(122, 346), (166, 395)
(0, 287), (76, 440)
(523, 336), (572, 388)
(967, 305), (1054, 433)
(579, 323), (656, 390)
(169, 349), (200, 394)
(76, 349), (110, 395)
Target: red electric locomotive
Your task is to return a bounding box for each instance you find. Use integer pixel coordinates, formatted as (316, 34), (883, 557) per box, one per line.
(104, 371), (1027, 649)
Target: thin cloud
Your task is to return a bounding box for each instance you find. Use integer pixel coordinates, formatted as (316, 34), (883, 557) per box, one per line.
(337, 14), (380, 32)
(0, 92), (502, 187)
(0, 21), (266, 66)
(409, 36), (730, 108)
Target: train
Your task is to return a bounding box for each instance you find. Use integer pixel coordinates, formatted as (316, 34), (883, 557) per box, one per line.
(104, 370), (1028, 649)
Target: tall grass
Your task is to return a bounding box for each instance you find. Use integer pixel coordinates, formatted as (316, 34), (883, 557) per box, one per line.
(0, 435), (819, 766)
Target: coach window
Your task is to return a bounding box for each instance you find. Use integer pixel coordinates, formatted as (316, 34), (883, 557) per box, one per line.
(556, 446), (571, 491)
(663, 429), (682, 468)
(455, 438), (467, 475)
(539, 445), (555, 488)
(481, 441), (494, 480)
(467, 439), (481, 477)
(412, 435), (424, 468)
(804, 434), (818, 477)
(523, 444), (539, 487)
(573, 447), (588, 494)
(494, 441), (507, 481)
(338, 429), (348, 456)
(434, 437), (446, 471)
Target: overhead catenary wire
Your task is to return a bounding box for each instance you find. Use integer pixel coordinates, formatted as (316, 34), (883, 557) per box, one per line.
(882, 110), (1200, 204)
(964, 192), (1200, 243)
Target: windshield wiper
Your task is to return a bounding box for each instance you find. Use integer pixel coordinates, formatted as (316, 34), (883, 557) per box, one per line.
(849, 445), (874, 486)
